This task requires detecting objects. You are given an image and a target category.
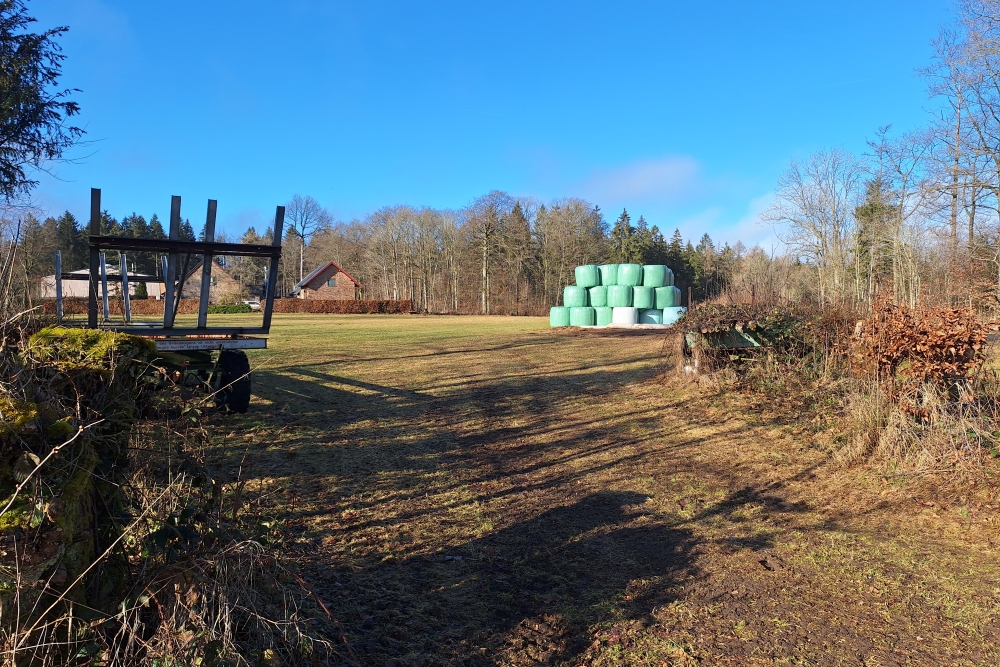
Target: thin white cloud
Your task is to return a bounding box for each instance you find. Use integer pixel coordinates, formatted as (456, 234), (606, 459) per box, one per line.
(581, 155), (702, 206)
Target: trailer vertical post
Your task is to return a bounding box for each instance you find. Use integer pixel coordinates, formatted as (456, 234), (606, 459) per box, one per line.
(197, 200), (217, 329)
(261, 205), (284, 332)
(121, 252), (132, 322)
(161, 256), (168, 306)
(164, 196), (181, 329)
(54, 250), (63, 322)
(88, 189), (101, 328)
(100, 252), (110, 320)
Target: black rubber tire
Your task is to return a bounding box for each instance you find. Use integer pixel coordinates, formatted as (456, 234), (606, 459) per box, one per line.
(216, 350), (251, 413)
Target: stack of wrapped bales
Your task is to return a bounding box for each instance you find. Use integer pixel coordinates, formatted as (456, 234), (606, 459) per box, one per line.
(549, 263), (688, 328)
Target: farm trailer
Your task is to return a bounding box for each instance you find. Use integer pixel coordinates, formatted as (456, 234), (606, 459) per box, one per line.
(52, 188), (285, 412)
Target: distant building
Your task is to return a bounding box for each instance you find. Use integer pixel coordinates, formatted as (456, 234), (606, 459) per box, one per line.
(290, 261), (360, 300)
(38, 269), (164, 300)
(177, 259), (243, 304)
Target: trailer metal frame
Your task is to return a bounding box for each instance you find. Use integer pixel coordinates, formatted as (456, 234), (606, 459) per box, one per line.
(52, 189), (285, 412)
(55, 188), (285, 353)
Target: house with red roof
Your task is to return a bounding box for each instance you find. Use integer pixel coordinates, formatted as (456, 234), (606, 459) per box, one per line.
(290, 260), (360, 300)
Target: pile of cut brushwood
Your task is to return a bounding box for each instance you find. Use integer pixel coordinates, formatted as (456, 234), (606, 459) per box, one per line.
(680, 301), (855, 371)
(851, 295), (988, 418)
(680, 296), (997, 471)
(0, 322), (350, 666)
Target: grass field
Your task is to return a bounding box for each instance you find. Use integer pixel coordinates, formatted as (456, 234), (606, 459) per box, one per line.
(206, 314), (1000, 666)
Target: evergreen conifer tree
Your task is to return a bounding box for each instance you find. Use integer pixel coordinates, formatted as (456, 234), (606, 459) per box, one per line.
(148, 213), (166, 239)
(55, 210), (84, 270)
(609, 209), (634, 263)
(179, 219), (196, 241)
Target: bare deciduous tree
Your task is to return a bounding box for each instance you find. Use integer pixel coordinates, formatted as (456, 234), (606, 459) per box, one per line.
(285, 194), (332, 282)
(762, 148), (864, 305)
(467, 190), (515, 314)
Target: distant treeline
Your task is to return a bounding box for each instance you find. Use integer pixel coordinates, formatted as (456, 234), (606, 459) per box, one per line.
(18, 209), (196, 277)
(299, 191), (743, 314)
(14, 191), (751, 314)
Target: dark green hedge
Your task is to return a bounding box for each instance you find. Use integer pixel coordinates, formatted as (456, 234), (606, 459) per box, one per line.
(207, 304), (254, 314)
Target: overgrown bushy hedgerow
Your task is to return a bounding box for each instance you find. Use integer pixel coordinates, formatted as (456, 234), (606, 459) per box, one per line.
(680, 298), (1000, 476)
(840, 296), (997, 473)
(0, 323), (348, 666)
(681, 302), (855, 375)
(0, 325), (155, 662)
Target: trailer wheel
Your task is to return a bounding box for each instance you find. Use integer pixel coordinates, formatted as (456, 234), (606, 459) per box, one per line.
(216, 350), (252, 413)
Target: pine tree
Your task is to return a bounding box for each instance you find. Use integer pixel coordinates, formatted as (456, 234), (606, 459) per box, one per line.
(148, 213), (166, 239)
(0, 0), (83, 203)
(643, 225), (669, 265)
(665, 229), (695, 305)
(55, 210), (85, 270)
(179, 219), (196, 241)
(854, 178), (894, 302)
(610, 209), (634, 263)
(632, 215), (654, 263)
(100, 210), (121, 235)
(120, 213), (148, 238)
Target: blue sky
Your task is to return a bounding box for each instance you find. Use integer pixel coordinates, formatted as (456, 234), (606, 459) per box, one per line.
(31, 0), (952, 249)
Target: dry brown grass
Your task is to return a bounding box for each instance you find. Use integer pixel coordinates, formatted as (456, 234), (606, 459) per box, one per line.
(188, 314), (1000, 666)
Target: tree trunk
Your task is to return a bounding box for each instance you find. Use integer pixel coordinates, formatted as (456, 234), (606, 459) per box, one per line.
(481, 239), (488, 315)
(951, 103), (961, 258)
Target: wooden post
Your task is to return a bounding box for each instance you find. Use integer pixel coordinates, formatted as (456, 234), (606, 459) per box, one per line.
(196, 199), (217, 329)
(688, 286), (693, 312)
(88, 188), (101, 328)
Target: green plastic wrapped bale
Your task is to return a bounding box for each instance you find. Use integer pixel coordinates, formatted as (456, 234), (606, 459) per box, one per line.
(642, 265), (668, 288)
(563, 285), (589, 308)
(665, 267), (675, 286)
(618, 263), (642, 286)
(607, 284), (633, 308)
(654, 286), (679, 308)
(655, 286), (682, 308)
(633, 286), (654, 309)
(588, 286), (608, 307)
(569, 306), (596, 326)
(594, 306), (613, 326)
(550, 306), (571, 327)
(598, 264), (618, 285)
(662, 306), (687, 325)
(638, 308), (663, 324)
(575, 264), (600, 287)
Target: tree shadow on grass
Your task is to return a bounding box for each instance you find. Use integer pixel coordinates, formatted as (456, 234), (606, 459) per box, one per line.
(311, 490), (697, 666)
(225, 348), (672, 487)
(209, 334), (863, 663)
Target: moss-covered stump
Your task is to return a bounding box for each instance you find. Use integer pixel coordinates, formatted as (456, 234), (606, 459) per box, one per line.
(0, 328), (155, 646)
